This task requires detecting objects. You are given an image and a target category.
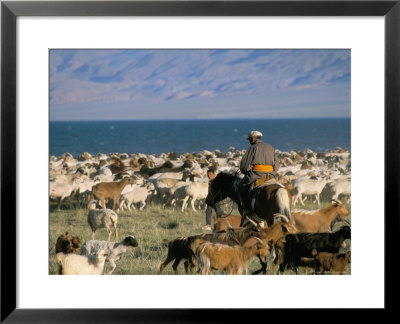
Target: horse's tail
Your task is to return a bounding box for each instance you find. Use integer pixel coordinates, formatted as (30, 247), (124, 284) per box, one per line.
(276, 188), (291, 221)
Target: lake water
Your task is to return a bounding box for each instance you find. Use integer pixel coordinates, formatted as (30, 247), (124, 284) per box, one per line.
(49, 118), (351, 157)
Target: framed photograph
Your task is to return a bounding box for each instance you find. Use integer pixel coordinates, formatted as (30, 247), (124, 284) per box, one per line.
(1, 0), (398, 321)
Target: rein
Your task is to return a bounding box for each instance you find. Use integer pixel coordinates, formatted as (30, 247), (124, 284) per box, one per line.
(224, 198), (236, 216)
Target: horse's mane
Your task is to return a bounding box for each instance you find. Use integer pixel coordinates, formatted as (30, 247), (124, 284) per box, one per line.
(217, 172), (241, 183)
(218, 171), (236, 178)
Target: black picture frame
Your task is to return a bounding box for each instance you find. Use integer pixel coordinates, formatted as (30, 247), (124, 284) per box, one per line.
(1, 0), (399, 322)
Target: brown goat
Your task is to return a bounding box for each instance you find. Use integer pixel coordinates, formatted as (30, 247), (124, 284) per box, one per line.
(246, 216), (298, 274)
(270, 235), (287, 274)
(195, 238), (272, 275)
(291, 199), (349, 233)
(87, 177), (135, 211)
(55, 232), (81, 254)
(312, 249), (351, 274)
(110, 159), (127, 174)
(213, 214), (242, 233)
(160, 226), (264, 274)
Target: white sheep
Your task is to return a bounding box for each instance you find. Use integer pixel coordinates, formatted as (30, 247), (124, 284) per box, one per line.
(97, 166), (112, 177)
(170, 181), (209, 212)
(87, 201), (118, 240)
(165, 181), (191, 207)
(93, 174), (114, 183)
(292, 177), (331, 206)
(118, 182), (155, 212)
(120, 183), (139, 195)
(149, 178), (179, 203)
(148, 172), (183, 181)
(56, 249), (107, 275)
(79, 235), (138, 274)
(49, 178), (81, 210)
(75, 179), (99, 206)
(327, 178), (351, 203)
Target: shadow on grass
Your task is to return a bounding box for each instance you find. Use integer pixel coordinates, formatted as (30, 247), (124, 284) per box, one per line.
(158, 220), (179, 229)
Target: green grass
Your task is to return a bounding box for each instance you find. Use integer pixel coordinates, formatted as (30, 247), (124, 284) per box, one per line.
(49, 198), (351, 275)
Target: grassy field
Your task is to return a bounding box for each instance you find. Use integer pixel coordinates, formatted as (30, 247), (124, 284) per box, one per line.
(49, 198), (351, 275)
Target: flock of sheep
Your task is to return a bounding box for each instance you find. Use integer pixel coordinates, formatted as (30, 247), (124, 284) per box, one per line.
(50, 146), (351, 275)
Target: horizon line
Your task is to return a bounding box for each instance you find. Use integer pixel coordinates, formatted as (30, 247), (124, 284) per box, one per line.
(50, 116), (351, 122)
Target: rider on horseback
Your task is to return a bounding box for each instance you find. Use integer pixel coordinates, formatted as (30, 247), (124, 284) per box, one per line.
(237, 130), (280, 217)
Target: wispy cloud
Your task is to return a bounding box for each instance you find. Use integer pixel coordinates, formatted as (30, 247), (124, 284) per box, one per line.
(49, 49), (350, 120)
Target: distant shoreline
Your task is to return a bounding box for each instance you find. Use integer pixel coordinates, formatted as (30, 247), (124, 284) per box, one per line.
(50, 147), (351, 160)
(50, 117), (351, 123)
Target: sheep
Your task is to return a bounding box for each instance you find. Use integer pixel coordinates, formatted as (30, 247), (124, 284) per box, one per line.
(140, 160), (192, 178)
(75, 179), (99, 207)
(165, 181), (192, 208)
(52, 174), (81, 184)
(49, 178), (81, 210)
(56, 249), (107, 275)
(291, 199), (350, 233)
(80, 235), (138, 274)
(326, 179), (351, 203)
(148, 178), (180, 204)
(148, 172), (183, 181)
(291, 177), (331, 206)
(181, 181), (209, 211)
(55, 232), (81, 254)
(93, 174), (115, 183)
(120, 183), (138, 195)
(87, 201), (118, 240)
(97, 165), (113, 177)
(118, 182), (156, 212)
(170, 181), (209, 212)
(87, 176), (135, 211)
(195, 237), (272, 275)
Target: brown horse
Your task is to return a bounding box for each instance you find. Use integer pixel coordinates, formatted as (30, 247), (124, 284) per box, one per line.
(205, 172), (292, 227)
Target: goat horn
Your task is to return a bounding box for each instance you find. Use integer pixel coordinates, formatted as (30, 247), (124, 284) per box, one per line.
(273, 213), (290, 223)
(246, 216), (258, 227)
(226, 219), (233, 229)
(252, 214), (265, 223)
(331, 199), (342, 204)
(254, 237), (263, 244)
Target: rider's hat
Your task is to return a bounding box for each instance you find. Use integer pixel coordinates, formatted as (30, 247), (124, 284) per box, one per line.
(248, 130), (263, 139)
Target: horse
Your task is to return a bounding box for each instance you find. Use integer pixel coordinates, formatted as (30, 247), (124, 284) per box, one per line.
(205, 172), (292, 227)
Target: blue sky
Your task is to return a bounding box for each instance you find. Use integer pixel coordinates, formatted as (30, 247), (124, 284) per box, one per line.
(49, 49), (350, 121)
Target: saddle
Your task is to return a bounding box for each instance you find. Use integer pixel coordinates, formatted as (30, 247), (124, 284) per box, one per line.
(249, 177), (284, 212)
(233, 175), (284, 217)
(254, 174), (277, 187)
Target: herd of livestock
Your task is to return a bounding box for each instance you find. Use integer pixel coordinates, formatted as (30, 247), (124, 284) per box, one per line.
(50, 146), (351, 275)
